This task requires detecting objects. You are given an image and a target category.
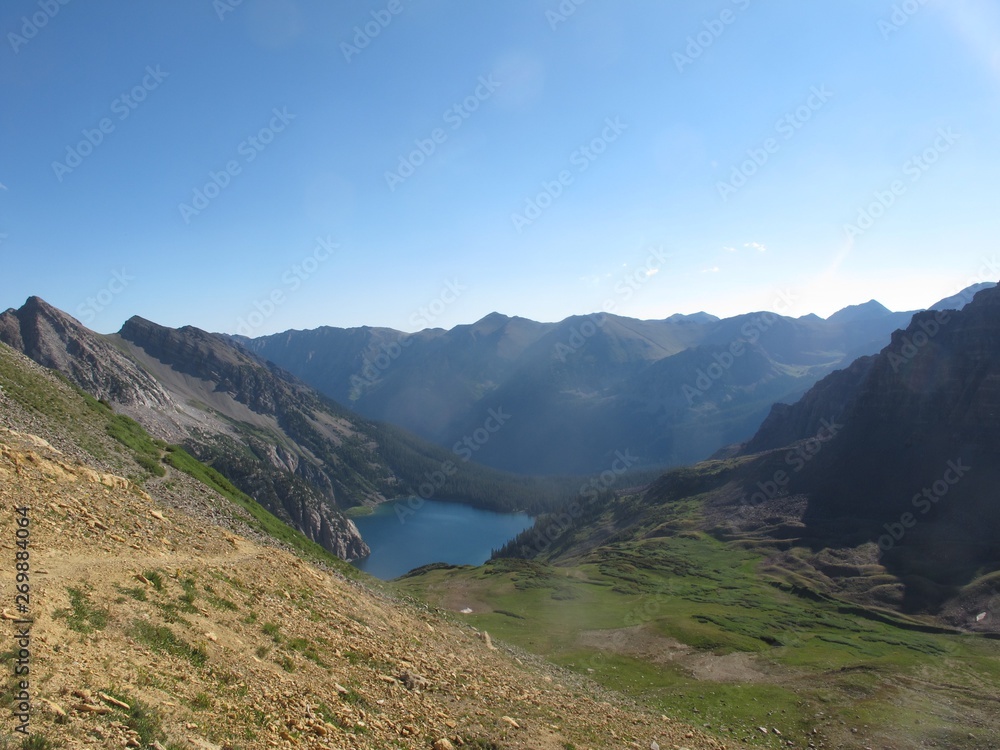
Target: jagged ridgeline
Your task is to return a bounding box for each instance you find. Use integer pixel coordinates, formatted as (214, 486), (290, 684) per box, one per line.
(0, 298), (576, 560)
(0, 339), (353, 568)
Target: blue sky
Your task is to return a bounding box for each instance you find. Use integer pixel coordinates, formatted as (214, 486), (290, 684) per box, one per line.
(2, 0), (999, 335)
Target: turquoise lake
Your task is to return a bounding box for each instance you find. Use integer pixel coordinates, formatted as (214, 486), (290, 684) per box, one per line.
(351, 498), (534, 580)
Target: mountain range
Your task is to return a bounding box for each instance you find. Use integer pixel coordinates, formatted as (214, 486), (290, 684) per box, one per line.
(0, 298), (573, 561)
(4, 282), (1000, 748)
(237, 283), (993, 475)
(1, 283), (993, 566)
(500, 281), (1000, 622)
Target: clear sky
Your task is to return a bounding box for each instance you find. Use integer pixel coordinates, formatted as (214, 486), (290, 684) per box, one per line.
(2, 0), (999, 335)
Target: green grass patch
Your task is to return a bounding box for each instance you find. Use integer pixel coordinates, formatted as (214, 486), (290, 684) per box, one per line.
(105, 413), (166, 477)
(100, 690), (168, 747)
(18, 735), (60, 750)
(127, 620), (207, 667)
(55, 587), (109, 634)
(397, 529), (1000, 750)
(190, 692), (212, 710)
(261, 622), (282, 642)
(287, 637), (327, 666)
(117, 585), (148, 602)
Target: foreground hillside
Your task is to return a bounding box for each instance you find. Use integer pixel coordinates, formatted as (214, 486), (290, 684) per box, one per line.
(0, 344), (732, 749)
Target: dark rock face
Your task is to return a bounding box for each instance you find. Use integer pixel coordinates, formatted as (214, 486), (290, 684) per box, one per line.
(743, 355), (876, 454)
(742, 283), (1000, 607)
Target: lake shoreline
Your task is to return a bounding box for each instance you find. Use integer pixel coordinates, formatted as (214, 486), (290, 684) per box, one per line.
(350, 497), (535, 580)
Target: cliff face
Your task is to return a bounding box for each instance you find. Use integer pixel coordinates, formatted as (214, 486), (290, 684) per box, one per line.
(0, 298), (371, 560)
(742, 283), (1000, 600)
(742, 354), (875, 454)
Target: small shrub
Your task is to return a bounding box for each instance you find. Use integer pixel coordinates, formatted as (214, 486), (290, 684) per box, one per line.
(143, 570), (164, 591)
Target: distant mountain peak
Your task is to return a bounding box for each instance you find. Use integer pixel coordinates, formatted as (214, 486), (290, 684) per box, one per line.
(665, 312), (720, 324)
(19, 295), (73, 320)
(826, 299), (892, 324)
(477, 311), (510, 323)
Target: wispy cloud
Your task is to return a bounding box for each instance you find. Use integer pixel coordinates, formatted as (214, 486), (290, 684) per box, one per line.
(701, 265), (720, 273)
(723, 246), (737, 253)
(745, 241), (767, 253)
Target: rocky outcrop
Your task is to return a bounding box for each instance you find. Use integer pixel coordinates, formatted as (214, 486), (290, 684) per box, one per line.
(0, 297), (173, 410)
(1, 298), (372, 560)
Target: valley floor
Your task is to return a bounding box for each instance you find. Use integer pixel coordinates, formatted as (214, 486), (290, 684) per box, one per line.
(396, 539), (1000, 750)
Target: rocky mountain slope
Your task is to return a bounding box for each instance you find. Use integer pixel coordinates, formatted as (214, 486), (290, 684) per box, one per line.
(0, 299), (571, 562)
(500, 281), (1000, 622)
(0, 342), (734, 749)
(735, 282), (1000, 612)
(240, 289), (990, 474)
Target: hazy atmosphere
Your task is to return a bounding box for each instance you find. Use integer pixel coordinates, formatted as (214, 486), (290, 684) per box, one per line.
(3, 3), (1000, 749)
(3, 1), (999, 334)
